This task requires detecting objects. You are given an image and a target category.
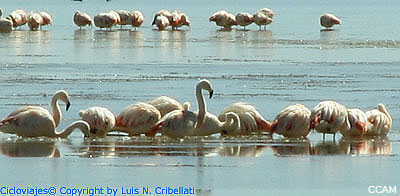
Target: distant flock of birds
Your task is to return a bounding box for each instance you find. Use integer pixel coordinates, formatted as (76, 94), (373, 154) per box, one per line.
(0, 79), (391, 140)
(0, 7), (341, 32)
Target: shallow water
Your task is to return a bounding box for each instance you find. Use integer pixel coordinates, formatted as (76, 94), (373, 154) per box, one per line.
(1, 0), (400, 195)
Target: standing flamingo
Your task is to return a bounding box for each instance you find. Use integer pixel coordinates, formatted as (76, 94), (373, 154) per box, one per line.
(39, 11), (52, 29)
(79, 106), (115, 137)
(340, 108), (367, 137)
(8, 10), (27, 29)
(27, 12), (43, 30)
(148, 79), (215, 138)
(118, 10), (131, 28)
(310, 100), (350, 140)
(218, 102), (271, 135)
(0, 90), (89, 138)
(151, 10), (173, 26)
(271, 104), (311, 138)
(111, 102), (161, 136)
(320, 13), (341, 29)
(365, 103), (392, 136)
(170, 10), (190, 30)
(129, 10), (144, 30)
(253, 8), (274, 30)
(209, 10), (237, 30)
(235, 12), (253, 30)
(74, 11), (92, 29)
(154, 15), (169, 30)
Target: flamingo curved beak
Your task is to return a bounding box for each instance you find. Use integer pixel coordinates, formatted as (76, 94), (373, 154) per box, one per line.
(209, 90), (214, 99)
(66, 101), (71, 111)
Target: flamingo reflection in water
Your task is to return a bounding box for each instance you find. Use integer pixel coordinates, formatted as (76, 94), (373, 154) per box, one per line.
(0, 138), (59, 157)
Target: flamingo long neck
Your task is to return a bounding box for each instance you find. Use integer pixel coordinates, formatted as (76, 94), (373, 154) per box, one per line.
(51, 96), (62, 127)
(224, 113), (240, 131)
(54, 121), (89, 138)
(196, 85), (206, 129)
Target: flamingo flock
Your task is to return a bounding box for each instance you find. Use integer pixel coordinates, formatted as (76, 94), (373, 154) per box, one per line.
(0, 80), (392, 140)
(0, 7), (341, 32)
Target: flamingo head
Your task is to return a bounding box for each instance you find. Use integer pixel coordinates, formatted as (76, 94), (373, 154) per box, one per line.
(54, 90), (71, 111)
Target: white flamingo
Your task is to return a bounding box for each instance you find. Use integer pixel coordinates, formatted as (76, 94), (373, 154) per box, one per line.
(94, 12), (118, 29)
(365, 103), (392, 136)
(148, 96), (184, 117)
(79, 106), (115, 137)
(111, 102), (161, 136)
(209, 10), (237, 30)
(118, 10), (131, 28)
(320, 13), (341, 29)
(154, 15), (169, 30)
(218, 102), (272, 135)
(0, 90), (90, 138)
(340, 108), (367, 137)
(148, 79), (215, 138)
(129, 10), (144, 29)
(74, 11), (92, 29)
(310, 100), (350, 140)
(27, 12), (43, 30)
(253, 8), (274, 30)
(170, 10), (190, 30)
(235, 12), (253, 30)
(271, 104), (311, 138)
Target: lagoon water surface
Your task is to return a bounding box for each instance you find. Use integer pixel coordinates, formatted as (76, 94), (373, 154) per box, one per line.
(1, 0), (400, 195)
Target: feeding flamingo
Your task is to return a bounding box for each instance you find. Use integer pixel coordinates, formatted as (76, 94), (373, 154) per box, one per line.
(0, 90), (90, 138)
(39, 11), (52, 29)
(27, 12), (43, 30)
(79, 106), (115, 137)
(365, 103), (392, 136)
(129, 10), (144, 29)
(154, 15), (169, 30)
(151, 10), (173, 26)
(218, 102), (271, 136)
(0, 9), (13, 32)
(170, 10), (190, 30)
(340, 108), (367, 137)
(111, 102), (161, 136)
(271, 104), (311, 138)
(310, 100), (350, 140)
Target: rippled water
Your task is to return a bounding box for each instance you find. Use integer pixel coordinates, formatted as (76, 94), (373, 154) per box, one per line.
(1, 0), (400, 195)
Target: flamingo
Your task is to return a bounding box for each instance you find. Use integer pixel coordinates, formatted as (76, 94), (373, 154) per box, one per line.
(111, 102), (161, 136)
(148, 96), (184, 117)
(79, 106), (115, 137)
(154, 15), (169, 30)
(129, 10), (144, 29)
(94, 12), (118, 29)
(209, 10), (237, 30)
(310, 100), (350, 140)
(218, 102), (272, 135)
(151, 10), (173, 26)
(235, 12), (253, 30)
(39, 11), (52, 29)
(8, 10), (27, 29)
(320, 13), (340, 29)
(365, 103), (392, 136)
(170, 10), (190, 30)
(27, 12), (43, 30)
(340, 108), (367, 137)
(108, 10), (121, 25)
(0, 9), (13, 32)
(118, 10), (131, 28)
(271, 104), (311, 138)
(148, 79), (215, 138)
(73, 11), (92, 29)
(253, 8), (274, 30)
(0, 90), (90, 138)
